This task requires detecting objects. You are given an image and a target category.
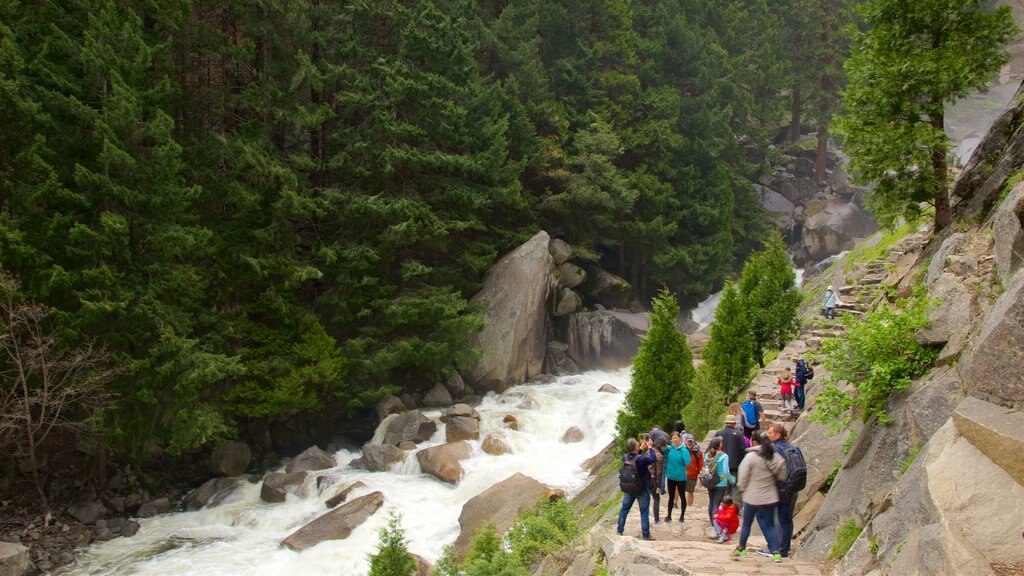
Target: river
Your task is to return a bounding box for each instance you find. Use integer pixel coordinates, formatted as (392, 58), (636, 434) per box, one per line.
(58, 369), (632, 576)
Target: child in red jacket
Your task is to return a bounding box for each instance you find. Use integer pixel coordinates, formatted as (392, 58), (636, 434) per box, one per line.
(778, 368), (796, 411)
(712, 495), (739, 543)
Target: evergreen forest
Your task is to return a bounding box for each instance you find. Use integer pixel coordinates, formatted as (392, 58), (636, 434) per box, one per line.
(0, 0), (853, 458)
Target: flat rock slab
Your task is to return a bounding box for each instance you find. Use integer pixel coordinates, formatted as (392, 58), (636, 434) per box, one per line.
(281, 491), (384, 551)
(953, 396), (1024, 486)
(0, 543), (30, 576)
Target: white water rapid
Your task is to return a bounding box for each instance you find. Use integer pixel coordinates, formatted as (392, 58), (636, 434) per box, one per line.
(59, 369), (632, 576)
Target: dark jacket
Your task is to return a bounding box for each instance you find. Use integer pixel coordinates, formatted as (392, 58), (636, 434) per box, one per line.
(648, 449), (666, 491)
(795, 361), (808, 386)
(624, 449), (658, 492)
(715, 426), (747, 473)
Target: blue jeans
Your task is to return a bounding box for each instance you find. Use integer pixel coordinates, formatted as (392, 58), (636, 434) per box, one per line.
(617, 489), (651, 537)
(776, 493), (796, 556)
(794, 384), (806, 409)
(738, 502), (780, 553)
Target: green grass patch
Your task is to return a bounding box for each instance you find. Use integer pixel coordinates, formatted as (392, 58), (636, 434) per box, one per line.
(844, 221), (918, 272)
(829, 517), (863, 560)
(900, 444), (922, 475)
(842, 429), (859, 455)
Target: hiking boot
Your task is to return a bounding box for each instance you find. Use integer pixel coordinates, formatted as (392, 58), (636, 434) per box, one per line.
(772, 552), (783, 562)
(641, 534), (657, 541)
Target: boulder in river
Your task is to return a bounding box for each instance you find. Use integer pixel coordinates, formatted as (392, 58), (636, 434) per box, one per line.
(382, 411), (438, 446)
(453, 473), (562, 558)
(285, 446), (335, 474)
(416, 441), (471, 484)
(350, 444), (405, 472)
(281, 491), (385, 551)
(260, 471), (308, 503)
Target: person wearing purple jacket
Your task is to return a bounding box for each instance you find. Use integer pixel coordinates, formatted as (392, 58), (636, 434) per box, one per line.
(617, 437), (659, 540)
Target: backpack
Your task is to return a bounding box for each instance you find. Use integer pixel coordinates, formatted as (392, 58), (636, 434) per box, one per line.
(698, 454), (721, 489)
(741, 400), (758, 428)
(806, 365), (815, 381)
(619, 457), (642, 495)
(776, 444), (808, 500)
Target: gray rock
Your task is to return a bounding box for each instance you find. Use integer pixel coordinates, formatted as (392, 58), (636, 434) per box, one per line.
(399, 393), (418, 410)
(953, 396), (1024, 486)
(421, 383), (453, 408)
(181, 478), (245, 511)
(446, 416), (480, 443)
(416, 441), (471, 484)
(136, 497), (172, 517)
(453, 473), (561, 558)
(549, 238), (573, 265)
(566, 309), (641, 371)
(598, 384), (621, 394)
(925, 233), (967, 288)
(481, 434), (511, 456)
(581, 267), (632, 310)
(398, 441), (416, 451)
(260, 471), (308, 503)
(914, 273), (978, 363)
(959, 268), (1024, 410)
(285, 446), (335, 474)
(543, 340), (579, 376)
(446, 372), (468, 398)
(993, 182), (1024, 281)
(325, 481), (366, 509)
(0, 542), (30, 576)
(382, 411), (438, 446)
(440, 404), (478, 423)
(459, 231), (555, 393)
(758, 185), (797, 231)
(561, 426), (584, 443)
(211, 441), (251, 477)
(801, 198), (878, 262)
(67, 501), (107, 524)
(556, 262), (587, 289)
(502, 415), (519, 430)
(281, 491), (385, 551)
(375, 395), (407, 422)
(552, 287), (583, 317)
(350, 444), (405, 472)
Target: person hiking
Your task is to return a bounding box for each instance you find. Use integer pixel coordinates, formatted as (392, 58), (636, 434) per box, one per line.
(683, 433), (704, 508)
(740, 391), (764, 440)
(793, 358), (808, 410)
(662, 432), (690, 523)
(649, 436), (667, 525)
(617, 437), (659, 540)
(778, 369), (796, 411)
(733, 432), (787, 563)
(716, 414), (747, 506)
(766, 423), (805, 558)
(703, 437), (735, 528)
(822, 285), (838, 319)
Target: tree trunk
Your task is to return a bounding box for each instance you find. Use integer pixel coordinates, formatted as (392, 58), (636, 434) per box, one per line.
(931, 109), (952, 232)
(788, 83), (802, 142)
(815, 122), (828, 183)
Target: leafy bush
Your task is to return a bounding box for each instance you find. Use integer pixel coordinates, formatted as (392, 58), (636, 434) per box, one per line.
(460, 525), (527, 576)
(830, 517), (863, 560)
(368, 510), (417, 576)
(506, 499), (579, 568)
(811, 292), (938, 433)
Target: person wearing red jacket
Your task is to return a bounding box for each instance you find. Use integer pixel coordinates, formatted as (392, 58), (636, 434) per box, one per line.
(778, 369), (796, 411)
(711, 495), (739, 543)
(683, 433), (704, 508)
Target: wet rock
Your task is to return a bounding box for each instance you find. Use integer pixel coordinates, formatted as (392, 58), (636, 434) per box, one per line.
(544, 340), (580, 376)
(137, 497), (172, 517)
(454, 473), (562, 558)
(398, 441), (416, 451)
(211, 441), (252, 477)
(481, 434), (511, 456)
(421, 383), (453, 408)
(598, 384), (620, 393)
(350, 444), (405, 472)
(260, 471), (308, 503)
(416, 441), (470, 484)
(67, 501), (106, 524)
(281, 492), (385, 551)
(375, 395), (407, 422)
(446, 417), (480, 443)
(325, 481), (367, 509)
(285, 446), (335, 474)
(502, 415), (519, 430)
(566, 310), (641, 371)
(440, 404), (477, 423)
(382, 411), (437, 446)
(0, 542), (30, 576)
(561, 426), (584, 443)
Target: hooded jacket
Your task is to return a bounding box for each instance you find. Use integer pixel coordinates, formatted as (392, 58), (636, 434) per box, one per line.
(737, 446), (788, 506)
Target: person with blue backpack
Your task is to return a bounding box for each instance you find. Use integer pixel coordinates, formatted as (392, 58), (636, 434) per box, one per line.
(740, 391), (764, 440)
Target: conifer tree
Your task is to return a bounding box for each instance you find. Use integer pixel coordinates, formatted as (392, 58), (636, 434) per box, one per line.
(737, 232), (799, 366)
(616, 288), (694, 442)
(367, 511), (417, 576)
(702, 282), (755, 396)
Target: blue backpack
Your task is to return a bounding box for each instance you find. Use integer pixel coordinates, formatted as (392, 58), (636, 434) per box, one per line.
(741, 400), (758, 428)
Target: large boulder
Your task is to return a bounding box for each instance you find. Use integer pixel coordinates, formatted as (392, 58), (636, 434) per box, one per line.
(453, 473), (562, 558)
(325, 481), (367, 509)
(549, 238), (573, 265)
(543, 341), (579, 376)
(67, 501), (107, 524)
(952, 396), (1024, 486)
(993, 182), (1024, 281)
(446, 416), (480, 443)
(440, 403), (477, 422)
(552, 287), (583, 317)
(136, 497), (171, 518)
(382, 411), (438, 446)
(182, 478), (244, 511)
(757, 185), (797, 232)
(285, 446), (335, 474)
(421, 383), (453, 408)
(446, 372), (468, 398)
(350, 444), (405, 472)
(556, 262), (586, 289)
(416, 441), (471, 484)
(581, 267), (632, 310)
(801, 198), (878, 262)
(375, 395), (407, 422)
(459, 231), (555, 393)
(210, 440), (251, 477)
(566, 309), (642, 371)
(915, 273), (979, 364)
(281, 491), (385, 551)
(260, 471), (308, 503)
(481, 434), (511, 456)
(0, 543), (30, 576)
(959, 268), (1024, 410)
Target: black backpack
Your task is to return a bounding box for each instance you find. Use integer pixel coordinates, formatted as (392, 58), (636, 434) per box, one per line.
(619, 456), (642, 495)
(806, 364), (815, 381)
(776, 444), (807, 500)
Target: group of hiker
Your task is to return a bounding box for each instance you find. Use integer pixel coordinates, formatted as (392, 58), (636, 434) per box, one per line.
(616, 375), (809, 563)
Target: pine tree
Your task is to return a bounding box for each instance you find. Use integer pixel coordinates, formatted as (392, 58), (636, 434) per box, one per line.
(679, 364), (726, 441)
(833, 0), (1016, 231)
(367, 511), (417, 576)
(737, 232), (800, 366)
(616, 288), (694, 442)
(702, 282), (754, 396)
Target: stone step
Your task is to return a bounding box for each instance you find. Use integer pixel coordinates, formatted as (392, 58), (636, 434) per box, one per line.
(952, 397), (1024, 487)
(859, 275), (886, 285)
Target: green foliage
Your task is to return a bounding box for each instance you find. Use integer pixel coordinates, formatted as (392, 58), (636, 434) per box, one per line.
(505, 499), (579, 568)
(738, 231), (800, 365)
(679, 364), (726, 441)
(833, 0), (1017, 231)
(901, 444), (922, 476)
(460, 524), (527, 576)
(433, 545), (459, 576)
(368, 511), (417, 576)
(825, 460), (841, 490)
(844, 222), (919, 272)
(811, 292), (938, 433)
(830, 517), (863, 560)
(702, 282), (755, 396)
(842, 429), (859, 456)
(868, 537), (879, 555)
(616, 288), (694, 442)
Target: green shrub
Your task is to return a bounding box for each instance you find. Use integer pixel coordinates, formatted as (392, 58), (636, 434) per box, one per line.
(679, 364), (726, 441)
(830, 517), (863, 560)
(461, 525), (527, 576)
(368, 511), (417, 576)
(506, 499), (579, 568)
(811, 291), (938, 434)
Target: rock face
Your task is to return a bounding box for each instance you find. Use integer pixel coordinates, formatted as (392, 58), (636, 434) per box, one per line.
(182, 478), (244, 511)
(952, 396), (1024, 486)
(566, 309), (641, 371)
(993, 182), (1024, 280)
(552, 287), (583, 317)
(0, 543), (30, 576)
(285, 446), (335, 474)
(959, 268), (1024, 410)
(453, 473), (561, 558)
(416, 441), (471, 484)
(261, 471), (308, 503)
(459, 231), (555, 393)
(210, 440), (251, 477)
(382, 411), (437, 446)
(581, 267), (632, 309)
(350, 444), (405, 472)
(801, 198), (878, 262)
(281, 491), (385, 551)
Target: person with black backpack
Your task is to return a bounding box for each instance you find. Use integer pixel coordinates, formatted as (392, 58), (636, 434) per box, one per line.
(765, 423), (807, 558)
(617, 437), (659, 540)
(793, 358), (809, 410)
